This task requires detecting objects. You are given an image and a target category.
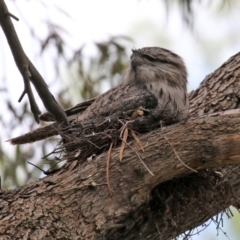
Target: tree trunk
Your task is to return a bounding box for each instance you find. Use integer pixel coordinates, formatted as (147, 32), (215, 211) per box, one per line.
(1, 53), (240, 240)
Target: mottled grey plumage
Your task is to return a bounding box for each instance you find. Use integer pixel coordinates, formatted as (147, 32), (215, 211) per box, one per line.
(9, 47), (189, 144)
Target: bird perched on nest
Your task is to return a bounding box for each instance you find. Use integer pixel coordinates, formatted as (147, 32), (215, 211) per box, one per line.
(9, 47), (189, 145)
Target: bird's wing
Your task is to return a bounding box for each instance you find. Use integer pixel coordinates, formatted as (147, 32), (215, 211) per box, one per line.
(39, 97), (96, 122)
(77, 83), (158, 120)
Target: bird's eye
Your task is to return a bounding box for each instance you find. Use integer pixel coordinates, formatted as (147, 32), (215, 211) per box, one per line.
(143, 54), (156, 61)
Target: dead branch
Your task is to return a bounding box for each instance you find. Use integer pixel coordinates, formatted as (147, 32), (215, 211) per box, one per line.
(0, 0), (68, 125)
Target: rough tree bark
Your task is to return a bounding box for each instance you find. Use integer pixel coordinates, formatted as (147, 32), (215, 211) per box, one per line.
(1, 53), (240, 240)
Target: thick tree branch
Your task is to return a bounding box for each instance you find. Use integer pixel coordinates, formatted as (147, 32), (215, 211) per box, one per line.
(0, 0), (68, 125)
(0, 111), (240, 239)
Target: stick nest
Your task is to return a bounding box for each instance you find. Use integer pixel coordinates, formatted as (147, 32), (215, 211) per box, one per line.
(50, 110), (179, 163)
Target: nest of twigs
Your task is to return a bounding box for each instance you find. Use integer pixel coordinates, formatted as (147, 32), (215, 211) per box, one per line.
(59, 115), (123, 161)
(50, 109), (180, 162)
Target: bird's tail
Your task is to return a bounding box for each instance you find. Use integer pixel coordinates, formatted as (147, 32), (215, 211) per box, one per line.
(8, 123), (59, 145)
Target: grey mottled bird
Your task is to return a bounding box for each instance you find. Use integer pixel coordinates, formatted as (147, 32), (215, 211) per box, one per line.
(9, 47), (189, 145)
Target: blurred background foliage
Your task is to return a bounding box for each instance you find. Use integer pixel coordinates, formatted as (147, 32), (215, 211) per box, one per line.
(0, 0), (240, 239)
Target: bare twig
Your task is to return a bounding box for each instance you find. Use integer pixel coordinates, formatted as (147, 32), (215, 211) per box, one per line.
(106, 142), (113, 197)
(27, 161), (60, 175)
(130, 130), (144, 152)
(5, 11), (19, 21)
(120, 138), (154, 176)
(119, 127), (128, 161)
(0, 0), (68, 125)
(160, 121), (197, 173)
(40, 97), (96, 122)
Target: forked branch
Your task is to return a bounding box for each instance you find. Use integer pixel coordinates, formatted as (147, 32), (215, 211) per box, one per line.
(0, 0), (68, 125)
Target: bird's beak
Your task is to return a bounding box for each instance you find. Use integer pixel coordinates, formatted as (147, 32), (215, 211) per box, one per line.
(131, 57), (142, 71)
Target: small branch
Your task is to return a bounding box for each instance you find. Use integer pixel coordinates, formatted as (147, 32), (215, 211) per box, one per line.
(130, 130), (144, 152)
(27, 161), (60, 175)
(106, 142), (113, 197)
(119, 127), (128, 161)
(22, 76), (40, 122)
(160, 121), (197, 173)
(120, 137), (154, 176)
(5, 11), (19, 21)
(0, 0), (68, 125)
(40, 97), (96, 122)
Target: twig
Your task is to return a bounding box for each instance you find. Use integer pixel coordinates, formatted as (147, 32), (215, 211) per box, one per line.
(86, 139), (103, 149)
(0, 0), (68, 125)
(120, 138), (154, 176)
(130, 130), (144, 152)
(40, 97), (96, 121)
(119, 127), (128, 161)
(58, 183), (107, 193)
(119, 119), (133, 138)
(5, 12), (19, 21)
(160, 121), (197, 173)
(155, 223), (161, 238)
(106, 142), (113, 197)
(27, 161), (60, 175)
